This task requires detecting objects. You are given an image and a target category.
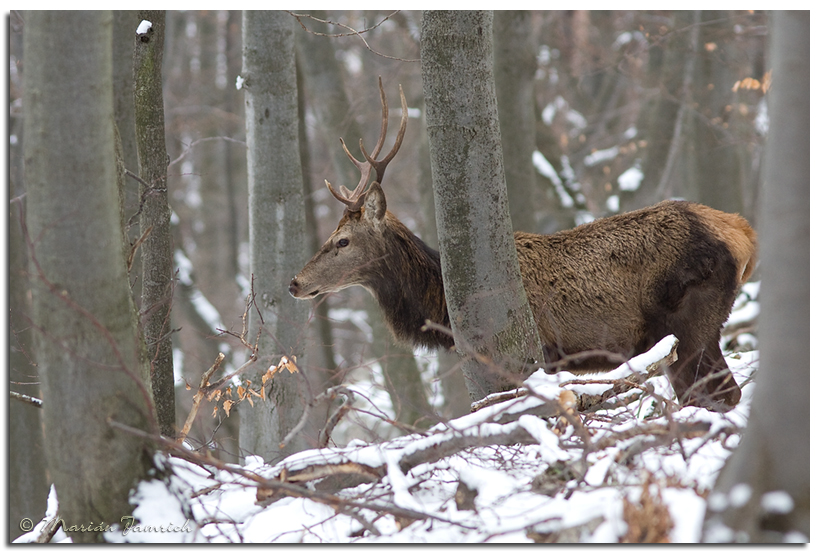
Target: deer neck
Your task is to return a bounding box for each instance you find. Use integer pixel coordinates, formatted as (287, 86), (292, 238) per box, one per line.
(363, 218), (453, 351)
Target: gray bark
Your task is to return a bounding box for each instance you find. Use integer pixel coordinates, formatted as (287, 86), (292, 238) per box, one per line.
(417, 101), (473, 420)
(9, 205), (49, 541)
(493, 10), (537, 233)
(294, 36), (339, 383)
(23, 11), (154, 542)
(112, 10), (141, 272)
(9, 17), (49, 540)
(240, 10), (312, 462)
(135, 10), (176, 438)
(421, 11), (544, 400)
(702, 10), (809, 543)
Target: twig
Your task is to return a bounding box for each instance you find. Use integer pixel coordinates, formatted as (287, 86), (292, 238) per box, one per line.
(127, 224), (153, 272)
(10, 390), (43, 408)
(287, 10), (418, 63)
(177, 353), (226, 444)
(34, 515), (63, 543)
(203, 355), (258, 393)
(279, 385), (353, 450)
(318, 388), (354, 448)
(168, 136), (246, 169)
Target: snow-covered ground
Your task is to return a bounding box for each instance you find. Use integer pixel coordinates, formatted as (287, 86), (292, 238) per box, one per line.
(17, 282), (762, 544)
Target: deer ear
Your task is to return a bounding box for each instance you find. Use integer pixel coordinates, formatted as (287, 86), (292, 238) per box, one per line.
(363, 182), (387, 223)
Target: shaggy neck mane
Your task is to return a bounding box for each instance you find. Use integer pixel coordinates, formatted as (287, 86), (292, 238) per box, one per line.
(363, 213), (453, 351)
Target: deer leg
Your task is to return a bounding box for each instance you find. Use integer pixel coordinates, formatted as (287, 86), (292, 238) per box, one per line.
(659, 267), (742, 411)
(667, 326), (741, 411)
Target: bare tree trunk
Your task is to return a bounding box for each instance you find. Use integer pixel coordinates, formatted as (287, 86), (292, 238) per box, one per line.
(294, 44), (338, 385)
(191, 12), (245, 324)
(9, 17), (49, 539)
(701, 10), (809, 543)
(417, 100), (472, 419)
(421, 11), (544, 400)
(135, 10), (176, 438)
(493, 10), (537, 233)
(239, 10), (312, 462)
(112, 10), (142, 298)
(9, 202), (49, 543)
(24, 11), (154, 542)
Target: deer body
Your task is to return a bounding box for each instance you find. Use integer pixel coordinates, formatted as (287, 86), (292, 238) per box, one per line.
(290, 80), (757, 411)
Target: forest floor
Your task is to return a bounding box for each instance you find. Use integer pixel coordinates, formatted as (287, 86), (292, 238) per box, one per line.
(19, 281), (762, 544)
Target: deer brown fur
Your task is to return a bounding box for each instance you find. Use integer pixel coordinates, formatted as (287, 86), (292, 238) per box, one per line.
(289, 81), (757, 412)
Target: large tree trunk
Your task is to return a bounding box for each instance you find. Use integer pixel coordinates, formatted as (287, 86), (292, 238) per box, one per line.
(134, 10), (176, 437)
(421, 10), (544, 400)
(493, 10), (538, 233)
(9, 16), (49, 540)
(239, 10), (312, 462)
(23, 11), (154, 542)
(701, 10), (809, 543)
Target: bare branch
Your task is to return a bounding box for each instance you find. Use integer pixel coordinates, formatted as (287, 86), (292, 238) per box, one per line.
(10, 390), (43, 408)
(168, 136), (246, 169)
(177, 352), (226, 444)
(286, 10), (418, 63)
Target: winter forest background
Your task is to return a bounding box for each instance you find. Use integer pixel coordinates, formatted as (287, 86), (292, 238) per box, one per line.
(6, 10), (810, 543)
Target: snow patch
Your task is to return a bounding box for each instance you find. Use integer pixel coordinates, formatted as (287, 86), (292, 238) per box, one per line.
(136, 20), (152, 35)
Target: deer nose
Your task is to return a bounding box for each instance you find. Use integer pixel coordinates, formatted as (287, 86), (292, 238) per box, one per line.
(288, 277), (300, 298)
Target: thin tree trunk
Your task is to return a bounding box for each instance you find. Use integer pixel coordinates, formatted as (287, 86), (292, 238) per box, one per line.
(421, 11), (544, 400)
(295, 47), (338, 386)
(239, 10), (312, 462)
(112, 10), (142, 299)
(24, 11), (154, 541)
(701, 10), (809, 543)
(135, 10), (176, 438)
(493, 10), (537, 233)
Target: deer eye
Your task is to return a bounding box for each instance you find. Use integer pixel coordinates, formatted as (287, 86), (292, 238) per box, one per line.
(337, 238), (349, 248)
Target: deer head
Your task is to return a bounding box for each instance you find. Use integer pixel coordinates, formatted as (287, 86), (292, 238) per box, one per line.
(289, 78), (408, 300)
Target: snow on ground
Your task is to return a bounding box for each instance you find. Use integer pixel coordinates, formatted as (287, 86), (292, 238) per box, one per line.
(16, 282), (763, 544)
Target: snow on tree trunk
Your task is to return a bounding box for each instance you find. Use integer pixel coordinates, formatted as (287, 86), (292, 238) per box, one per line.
(24, 10), (154, 542)
(421, 10), (544, 400)
(701, 10), (809, 543)
(239, 10), (312, 462)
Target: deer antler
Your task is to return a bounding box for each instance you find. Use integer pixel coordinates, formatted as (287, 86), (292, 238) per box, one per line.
(325, 77), (408, 213)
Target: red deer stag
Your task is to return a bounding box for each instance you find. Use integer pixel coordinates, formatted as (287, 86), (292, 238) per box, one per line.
(290, 80), (757, 412)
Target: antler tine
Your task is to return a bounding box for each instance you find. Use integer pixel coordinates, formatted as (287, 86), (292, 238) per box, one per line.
(367, 76), (390, 162)
(362, 83), (408, 186)
(326, 77), (403, 213)
(328, 77), (392, 212)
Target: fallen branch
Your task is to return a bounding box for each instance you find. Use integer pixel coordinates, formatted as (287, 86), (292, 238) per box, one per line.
(108, 419), (473, 532)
